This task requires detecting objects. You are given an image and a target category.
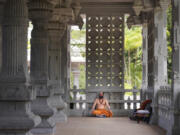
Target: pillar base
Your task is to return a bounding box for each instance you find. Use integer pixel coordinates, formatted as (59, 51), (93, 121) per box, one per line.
(166, 126), (180, 135)
(49, 94), (67, 123)
(31, 85), (55, 135)
(0, 84), (41, 135)
(52, 110), (68, 123)
(31, 126), (56, 135)
(0, 113), (41, 135)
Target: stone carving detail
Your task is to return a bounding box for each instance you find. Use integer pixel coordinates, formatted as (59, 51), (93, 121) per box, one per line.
(48, 10), (68, 123)
(133, 0), (170, 16)
(86, 15), (124, 90)
(28, 0), (56, 134)
(0, 0), (40, 135)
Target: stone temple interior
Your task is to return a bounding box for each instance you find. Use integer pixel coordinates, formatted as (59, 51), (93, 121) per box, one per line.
(0, 0), (180, 135)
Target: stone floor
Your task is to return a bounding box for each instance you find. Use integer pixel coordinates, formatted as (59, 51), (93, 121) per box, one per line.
(55, 117), (166, 135)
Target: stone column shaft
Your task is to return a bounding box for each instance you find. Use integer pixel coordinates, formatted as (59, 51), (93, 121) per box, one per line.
(63, 26), (71, 99)
(0, 0), (40, 135)
(170, 0), (180, 134)
(142, 23), (148, 100)
(1, 0), (29, 81)
(61, 26), (71, 115)
(48, 19), (67, 123)
(28, 0), (55, 134)
(153, 8), (168, 92)
(147, 8), (168, 124)
(0, 0), (4, 71)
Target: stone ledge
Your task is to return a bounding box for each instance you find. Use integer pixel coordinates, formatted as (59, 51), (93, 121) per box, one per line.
(0, 84), (35, 101)
(0, 116), (35, 130)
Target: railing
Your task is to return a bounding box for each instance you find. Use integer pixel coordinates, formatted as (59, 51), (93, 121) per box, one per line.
(67, 89), (141, 116)
(157, 85), (172, 131)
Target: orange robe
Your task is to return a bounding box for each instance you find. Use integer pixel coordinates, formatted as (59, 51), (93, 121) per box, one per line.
(92, 109), (113, 117)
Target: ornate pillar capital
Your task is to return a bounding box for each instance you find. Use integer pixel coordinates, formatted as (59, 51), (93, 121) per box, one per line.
(133, 0), (154, 15)
(133, 0), (170, 16)
(126, 15), (142, 29)
(72, 0), (81, 19)
(49, 8), (67, 40)
(59, 8), (74, 24)
(28, 0), (53, 22)
(133, 0), (143, 16)
(158, 0), (171, 10)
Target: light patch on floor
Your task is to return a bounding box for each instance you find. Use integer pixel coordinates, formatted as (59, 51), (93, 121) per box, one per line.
(55, 117), (166, 135)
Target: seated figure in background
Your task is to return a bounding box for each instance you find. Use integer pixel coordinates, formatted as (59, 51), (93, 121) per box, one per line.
(91, 92), (113, 117)
(129, 99), (152, 123)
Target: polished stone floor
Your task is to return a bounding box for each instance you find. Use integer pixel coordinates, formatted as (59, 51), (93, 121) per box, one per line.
(55, 117), (166, 135)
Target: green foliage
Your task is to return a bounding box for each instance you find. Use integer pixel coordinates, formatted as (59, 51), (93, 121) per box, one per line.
(71, 30), (86, 46)
(124, 26), (142, 89)
(167, 5), (172, 84)
(125, 26), (142, 50)
(70, 26), (86, 89)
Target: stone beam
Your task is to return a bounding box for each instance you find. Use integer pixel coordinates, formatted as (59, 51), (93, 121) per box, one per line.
(80, 2), (134, 15)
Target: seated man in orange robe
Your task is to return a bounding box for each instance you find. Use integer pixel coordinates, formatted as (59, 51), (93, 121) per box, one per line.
(91, 92), (113, 117)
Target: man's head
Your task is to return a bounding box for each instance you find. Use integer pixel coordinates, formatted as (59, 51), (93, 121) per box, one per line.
(99, 92), (104, 99)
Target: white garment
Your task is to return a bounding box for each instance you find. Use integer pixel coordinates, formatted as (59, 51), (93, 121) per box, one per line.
(136, 110), (150, 114)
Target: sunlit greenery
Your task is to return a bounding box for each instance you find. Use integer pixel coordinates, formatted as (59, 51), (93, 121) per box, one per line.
(167, 5), (172, 84)
(124, 26), (142, 89)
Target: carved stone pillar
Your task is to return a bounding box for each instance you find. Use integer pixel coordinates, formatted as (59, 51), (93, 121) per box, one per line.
(147, 7), (168, 124)
(0, 0), (5, 71)
(28, 0), (55, 134)
(170, 1), (180, 134)
(142, 23), (148, 100)
(0, 0), (41, 135)
(48, 11), (67, 123)
(61, 26), (71, 114)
